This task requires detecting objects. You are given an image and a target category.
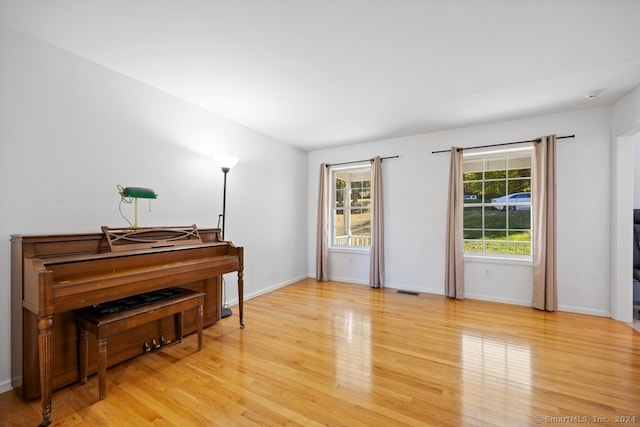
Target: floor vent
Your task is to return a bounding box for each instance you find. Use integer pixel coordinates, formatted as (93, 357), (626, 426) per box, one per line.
(396, 290), (420, 296)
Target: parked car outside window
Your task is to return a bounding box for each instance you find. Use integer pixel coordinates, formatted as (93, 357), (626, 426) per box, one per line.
(491, 192), (531, 211)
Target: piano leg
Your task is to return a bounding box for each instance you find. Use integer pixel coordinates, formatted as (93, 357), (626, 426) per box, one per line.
(238, 269), (245, 329)
(37, 316), (53, 427)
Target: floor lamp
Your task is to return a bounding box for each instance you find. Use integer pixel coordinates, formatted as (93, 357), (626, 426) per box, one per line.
(214, 155), (239, 318)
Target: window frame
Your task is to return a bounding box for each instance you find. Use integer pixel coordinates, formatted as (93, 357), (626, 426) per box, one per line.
(329, 163), (372, 251)
(462, 146), (533, 261)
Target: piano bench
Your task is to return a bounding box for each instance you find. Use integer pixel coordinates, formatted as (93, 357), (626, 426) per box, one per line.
(77, 289), (205, 400)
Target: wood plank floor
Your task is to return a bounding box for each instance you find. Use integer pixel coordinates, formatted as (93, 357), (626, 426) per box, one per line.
(2, 279), (640, 426)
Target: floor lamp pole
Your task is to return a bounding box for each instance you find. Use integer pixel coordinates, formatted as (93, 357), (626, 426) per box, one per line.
(220, 166), (232, 318)
(221, 168), (228, 240)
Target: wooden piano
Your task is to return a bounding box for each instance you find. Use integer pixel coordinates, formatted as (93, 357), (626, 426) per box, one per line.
(10, 226), (244, 427)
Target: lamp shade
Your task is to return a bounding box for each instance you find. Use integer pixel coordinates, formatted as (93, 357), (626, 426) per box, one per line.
(121, 187), (157, 199)
(214, 155), (239, 171)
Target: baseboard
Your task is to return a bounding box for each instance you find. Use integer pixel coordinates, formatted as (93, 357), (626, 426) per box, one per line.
(557, 304), (611, 318)
(463, 293), (531, 307)
(319, 276), (445, 296)
(0, 377), (14, 394)
(301, 276), (614, 318)
(303, 275), (447, 296)
(326, 275), (369, 285)
(225, 274), (309, 307)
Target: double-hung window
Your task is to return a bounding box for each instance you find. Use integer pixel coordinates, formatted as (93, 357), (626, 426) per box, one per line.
(330, 165), (371, 248)
(462, 148), (532, 257)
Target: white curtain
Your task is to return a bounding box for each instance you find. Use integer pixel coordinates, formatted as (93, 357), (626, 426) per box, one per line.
(370, 156), (385, 288)
(532, 135), (557, 311)
(316, 163), (329, 281)
(445, 147), (465, 298)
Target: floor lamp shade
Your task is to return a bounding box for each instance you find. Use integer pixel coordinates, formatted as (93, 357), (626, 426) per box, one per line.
(214, 155), (239, 172)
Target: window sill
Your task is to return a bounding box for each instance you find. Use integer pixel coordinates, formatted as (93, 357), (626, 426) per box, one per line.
(464, 254), (532, 266)
(329, 247), (370, 255)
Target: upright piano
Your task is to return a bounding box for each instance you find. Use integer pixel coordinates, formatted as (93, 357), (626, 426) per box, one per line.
(11, 226), (243, 427)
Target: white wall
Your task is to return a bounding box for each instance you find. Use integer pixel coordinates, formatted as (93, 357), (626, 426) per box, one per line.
(308, 107), (613, 316)
(611, 85), (640, 321)
(0, 25), (308, 392)
(635, 152), (640, 303)
(613, 85), (640, 137)
(634, 144), (640, 208)
(635, 134), (640, 303)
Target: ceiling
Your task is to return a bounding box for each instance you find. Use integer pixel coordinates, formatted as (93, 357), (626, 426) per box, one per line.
(2, 1), (640, 151)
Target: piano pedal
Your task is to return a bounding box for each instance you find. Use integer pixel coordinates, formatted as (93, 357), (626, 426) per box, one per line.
(152, 338), (161, 349)
(159, 336), (171, 346)
(143, 342), (151, 353)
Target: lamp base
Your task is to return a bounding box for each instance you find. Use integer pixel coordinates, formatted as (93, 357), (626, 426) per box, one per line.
(221, 306), (232, 318)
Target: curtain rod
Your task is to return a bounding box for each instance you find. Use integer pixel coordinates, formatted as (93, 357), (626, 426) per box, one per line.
(431, 134), (575, 154)
(327, 155), (399, 167)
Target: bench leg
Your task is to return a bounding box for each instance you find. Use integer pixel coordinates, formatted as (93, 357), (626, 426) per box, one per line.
(197, 298), (203, 351)
(177, 312), (184, 343)
(79, 328), (88, 384)
(97, 337), (107, 400)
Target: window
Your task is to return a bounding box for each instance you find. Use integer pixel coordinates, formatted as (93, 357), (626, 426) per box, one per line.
(463, 148), (532, 257)
(331, 165), (371, 248)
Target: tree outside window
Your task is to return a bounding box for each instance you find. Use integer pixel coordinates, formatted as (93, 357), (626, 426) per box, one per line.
(332, 166), (371, 248)
(463, 150), (532, 257)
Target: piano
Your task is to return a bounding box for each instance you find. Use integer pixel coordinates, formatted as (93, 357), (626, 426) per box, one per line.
(10, 226), (243, 427)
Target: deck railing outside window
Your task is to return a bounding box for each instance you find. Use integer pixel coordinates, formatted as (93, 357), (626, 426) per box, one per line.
(335, 235), (370, 247)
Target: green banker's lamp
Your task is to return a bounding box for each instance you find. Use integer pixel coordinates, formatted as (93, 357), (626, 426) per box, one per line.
(117, 185), (157, 228)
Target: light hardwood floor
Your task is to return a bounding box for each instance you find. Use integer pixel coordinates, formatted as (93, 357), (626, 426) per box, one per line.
(2, 279), (639, 426)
